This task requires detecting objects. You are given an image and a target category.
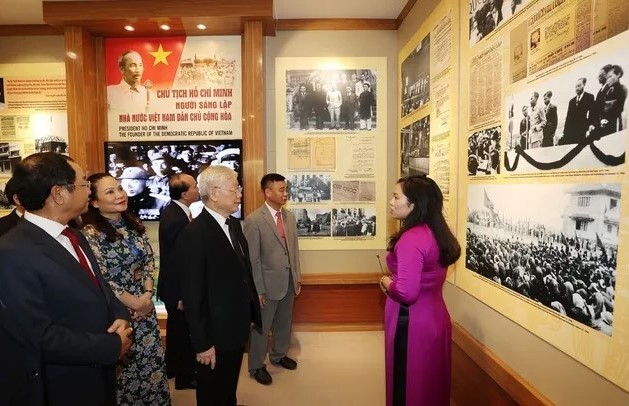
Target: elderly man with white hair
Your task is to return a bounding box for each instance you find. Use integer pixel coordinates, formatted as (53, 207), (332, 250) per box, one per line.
(177, 165), (262, 406)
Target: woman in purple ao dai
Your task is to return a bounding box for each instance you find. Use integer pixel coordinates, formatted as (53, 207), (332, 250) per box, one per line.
(380, 175), (461, 406)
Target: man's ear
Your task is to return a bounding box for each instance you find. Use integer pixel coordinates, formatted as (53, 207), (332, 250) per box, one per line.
(50, 185), (68, 206)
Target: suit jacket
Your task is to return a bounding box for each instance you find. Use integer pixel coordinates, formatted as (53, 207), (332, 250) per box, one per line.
(600, 83), (628, 135)
(528, 103), (546, 144)
(543, 103), (558, 138)
(177, 209), (261, 354)
(243, 205), (301, 301)
(0, 209), (20, 237)
(562, 92), (595, 144)
(0, 220), (129, 406)
(157, 201), (190, 307)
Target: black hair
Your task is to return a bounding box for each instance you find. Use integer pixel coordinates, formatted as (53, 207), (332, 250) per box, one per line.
(12, 152), (75, 211)
(81, 173), (145, 242)
(4, 177), (22, 206)
(387, 175), (461, 267)
(260, 173), (286, 190)
(169, 173), (191, 200)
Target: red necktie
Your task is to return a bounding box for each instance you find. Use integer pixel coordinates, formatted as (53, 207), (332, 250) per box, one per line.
(276, 211), (286, 241)
(61, 228), (99, 287)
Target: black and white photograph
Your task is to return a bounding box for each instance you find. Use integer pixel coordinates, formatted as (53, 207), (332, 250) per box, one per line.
(0, 143), (21, 174)
(285, 69), (378, 131)
(290, 207), (331, 237)
(106, 140), (243, 220)
(32, 114), (69, 154)
(401, 33), (430, 118)
(401, 115), (430, 176)
(0, 77), (6, 111)
(468, 125), (501, 175)
(469, 0), (531, 45)
(35, 136), (68, 154)
(332, 207), (377, 237)
(466, 183), (620, 336)
(504, 52), (628, 173)
(0, 179), (13, 210)
(286, 174), (331, 203)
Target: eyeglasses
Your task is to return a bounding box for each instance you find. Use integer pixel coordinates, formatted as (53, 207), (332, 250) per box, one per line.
(212, 185), (242, 194)
(59, 181), (91, 190)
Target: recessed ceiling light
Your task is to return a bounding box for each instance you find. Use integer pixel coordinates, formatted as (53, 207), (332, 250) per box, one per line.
(124, 25), (135, 31)
(160, 24), (171, 31)
(197, 24), (207, 30)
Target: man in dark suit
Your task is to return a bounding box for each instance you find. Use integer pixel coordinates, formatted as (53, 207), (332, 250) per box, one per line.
(0, 153), (133, 406)
(593, 64), (613, 133)
(0, 176), (24, 237)
(244, 173), (302, 386)
(542, 91), (558, 147)
(178, 165), (262, 406)
(158, 173), (200, 389)
(561, 78), (595, 145)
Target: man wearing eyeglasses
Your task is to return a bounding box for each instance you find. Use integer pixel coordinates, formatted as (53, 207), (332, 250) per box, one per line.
(177, 165), (261, 406)
(0, 152), (132, 406)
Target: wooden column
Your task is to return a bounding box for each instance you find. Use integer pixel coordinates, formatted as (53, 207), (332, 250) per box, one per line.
(241, 20), (265, 215)
(64, 26), (105, 174)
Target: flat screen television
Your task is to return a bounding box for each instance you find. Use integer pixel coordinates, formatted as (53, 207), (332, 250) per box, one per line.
(105, 140), (243, 221)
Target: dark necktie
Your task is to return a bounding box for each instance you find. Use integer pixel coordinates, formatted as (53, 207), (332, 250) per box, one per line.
(225, 217), (252, 290)
(226, 217), (245, 260)
(61, 228), (99, 287)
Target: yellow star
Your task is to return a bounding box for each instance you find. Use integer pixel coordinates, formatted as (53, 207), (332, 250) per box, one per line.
(149, 44), (172, 66)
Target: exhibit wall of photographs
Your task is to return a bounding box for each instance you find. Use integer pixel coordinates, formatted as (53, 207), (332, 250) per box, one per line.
(275, 57), (387, 250)
(398, 0), (460, 244)
(0, 62), (68, 215)
(457, 0), (629, 390)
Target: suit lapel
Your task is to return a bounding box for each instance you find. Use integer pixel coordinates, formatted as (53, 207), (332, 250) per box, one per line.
(261, 207), (285, 246)
(20, 221), (103, 297)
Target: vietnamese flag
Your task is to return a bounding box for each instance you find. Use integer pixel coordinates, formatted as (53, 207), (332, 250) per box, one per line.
(105, 37), (185, 90)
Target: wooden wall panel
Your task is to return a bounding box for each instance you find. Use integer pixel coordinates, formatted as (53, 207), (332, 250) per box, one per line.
(241, 21), (265, 215)
(451, 322), (552, 405)
(276, 19), (397, 31)
(64, 26), (102, 174)
(293, 283), (385, 325)
(0, 25), (60, 36)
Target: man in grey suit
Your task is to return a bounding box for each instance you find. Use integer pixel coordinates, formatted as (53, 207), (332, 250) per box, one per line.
(244, 173), (301, 385)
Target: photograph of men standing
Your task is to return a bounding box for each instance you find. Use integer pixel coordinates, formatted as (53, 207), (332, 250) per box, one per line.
(244, 173), (301, 386)
(561, 78), (595, 145)
(158, 174), (200, 390)
(542, 91), (557, 147)
(0, 153), (132, 406)
(107, 50), (152, 112)
(177, 166), (261, 406)
(528, 91), (546, 148)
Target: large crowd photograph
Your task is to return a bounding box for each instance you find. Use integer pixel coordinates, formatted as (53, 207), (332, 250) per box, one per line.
(466, 183), (620, 336)
(332, 207), (377, 238)
(401, 33), (430, 118)
(285, 69), (378, 132)
(504, 52), (627, 173)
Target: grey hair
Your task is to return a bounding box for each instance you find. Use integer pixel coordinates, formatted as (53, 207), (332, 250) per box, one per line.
(198, 165), (237, 203)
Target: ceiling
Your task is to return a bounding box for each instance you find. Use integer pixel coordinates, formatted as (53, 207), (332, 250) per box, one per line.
(0, 0), (409, 25)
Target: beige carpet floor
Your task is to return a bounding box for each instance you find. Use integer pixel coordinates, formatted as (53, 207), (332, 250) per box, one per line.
(169, 331), (386, 406)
